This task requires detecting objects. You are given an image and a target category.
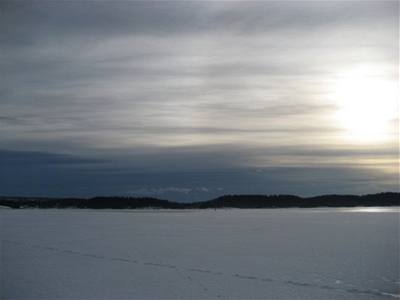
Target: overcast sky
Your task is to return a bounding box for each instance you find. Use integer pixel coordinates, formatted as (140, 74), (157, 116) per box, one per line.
(0, 1), (398, 201)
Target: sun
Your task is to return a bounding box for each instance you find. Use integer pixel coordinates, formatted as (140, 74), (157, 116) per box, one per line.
(330, 66), (398, 143)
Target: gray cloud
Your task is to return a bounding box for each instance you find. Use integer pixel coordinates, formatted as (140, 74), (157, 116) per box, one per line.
(0, 149), (100, 166)
(1, 149), (397, 201)
(0, 1), (398, 198)
(1, 1), (396, 41)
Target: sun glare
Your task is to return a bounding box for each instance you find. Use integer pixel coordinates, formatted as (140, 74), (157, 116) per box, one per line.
(330, 66), (398, 143)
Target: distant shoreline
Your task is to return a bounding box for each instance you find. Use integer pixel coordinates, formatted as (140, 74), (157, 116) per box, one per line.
(1, 192), (398, 209)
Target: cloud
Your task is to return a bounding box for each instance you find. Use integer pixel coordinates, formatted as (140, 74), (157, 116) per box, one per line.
(1, 1), (396, 42)
(126, 186), (213, 197)
(0, 1), (398, 197)
(0, 150), (100, 167)
(0, 149), (397, 200)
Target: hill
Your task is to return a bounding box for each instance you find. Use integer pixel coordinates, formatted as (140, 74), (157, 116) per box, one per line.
(0, 192), (398, 209)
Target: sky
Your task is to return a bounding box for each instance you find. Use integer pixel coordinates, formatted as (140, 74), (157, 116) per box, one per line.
(0, 1), (398, 201)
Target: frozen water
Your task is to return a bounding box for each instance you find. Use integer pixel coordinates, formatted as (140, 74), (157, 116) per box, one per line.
(1, 208), (399, 299)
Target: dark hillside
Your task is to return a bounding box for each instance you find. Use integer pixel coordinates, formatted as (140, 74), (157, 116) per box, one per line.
(0, 192), (398, 209)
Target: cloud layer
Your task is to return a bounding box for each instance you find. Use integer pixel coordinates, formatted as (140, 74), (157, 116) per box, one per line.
(0, 1), (398, 199)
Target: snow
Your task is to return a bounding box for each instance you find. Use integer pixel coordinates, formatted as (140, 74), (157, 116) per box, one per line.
(1, 208), (399, 299)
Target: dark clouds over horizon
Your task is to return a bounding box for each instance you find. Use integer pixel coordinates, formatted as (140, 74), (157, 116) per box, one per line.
(0, 1), (398, 200)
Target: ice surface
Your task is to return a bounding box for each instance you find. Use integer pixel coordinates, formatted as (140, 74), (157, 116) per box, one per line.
(1, 208), (399, 299)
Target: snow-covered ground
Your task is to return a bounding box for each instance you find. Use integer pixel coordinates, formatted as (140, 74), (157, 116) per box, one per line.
(1, 208), (399, 299)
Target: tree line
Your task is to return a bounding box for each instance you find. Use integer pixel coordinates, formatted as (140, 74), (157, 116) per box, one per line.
(0, 192), (398, 209)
